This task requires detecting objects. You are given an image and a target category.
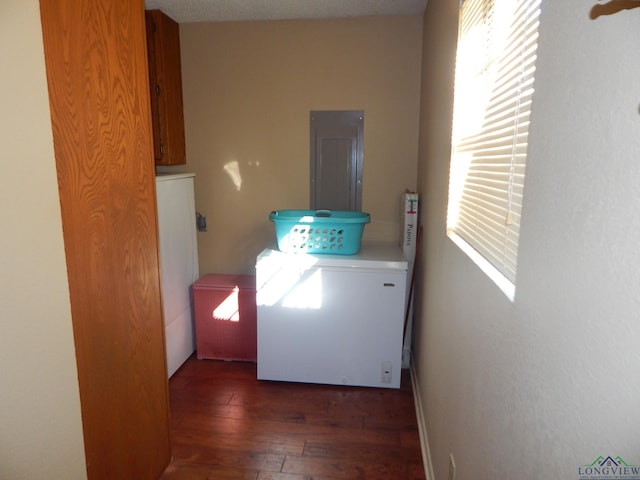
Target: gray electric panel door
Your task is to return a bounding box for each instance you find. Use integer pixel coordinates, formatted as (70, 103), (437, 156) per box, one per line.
(310, 110), (363, 211)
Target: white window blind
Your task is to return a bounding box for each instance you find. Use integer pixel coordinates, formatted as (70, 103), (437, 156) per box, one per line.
(447, 0), (541, 288)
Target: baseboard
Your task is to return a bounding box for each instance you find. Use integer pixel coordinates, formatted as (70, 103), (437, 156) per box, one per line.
(410, 358), (435, 480)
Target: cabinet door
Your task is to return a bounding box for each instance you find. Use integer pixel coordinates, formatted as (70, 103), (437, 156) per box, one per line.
(40, 0), (171, 478)
(146, 10), (186, 165)
(310, 110), (364, 211)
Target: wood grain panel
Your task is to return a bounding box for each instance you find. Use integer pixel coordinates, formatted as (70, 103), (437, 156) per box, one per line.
(39, 0), (171, 478)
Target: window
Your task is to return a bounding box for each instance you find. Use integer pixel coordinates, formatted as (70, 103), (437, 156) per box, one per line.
(447, 0), (541, 299)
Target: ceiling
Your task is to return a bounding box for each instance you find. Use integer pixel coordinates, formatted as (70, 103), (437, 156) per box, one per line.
(144, 0), (427, 23)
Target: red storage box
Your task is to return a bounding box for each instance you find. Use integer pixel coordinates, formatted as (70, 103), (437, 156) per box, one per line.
(193, 274), (257, 361)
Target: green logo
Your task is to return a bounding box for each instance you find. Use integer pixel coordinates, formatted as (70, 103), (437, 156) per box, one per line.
(578, 456), (640, 480)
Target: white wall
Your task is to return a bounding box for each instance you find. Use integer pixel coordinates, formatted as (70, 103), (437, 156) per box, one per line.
(0, 1), (86, 478)
(415, 0), (640, 478)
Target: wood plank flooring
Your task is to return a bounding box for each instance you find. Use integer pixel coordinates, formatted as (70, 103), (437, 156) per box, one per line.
(160, 356), (425, 480)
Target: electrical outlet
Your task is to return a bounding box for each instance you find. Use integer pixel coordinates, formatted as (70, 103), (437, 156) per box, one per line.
(196, 212), (207, 232)
(381, 361), (392, 384)
(449, 453), (456, 480)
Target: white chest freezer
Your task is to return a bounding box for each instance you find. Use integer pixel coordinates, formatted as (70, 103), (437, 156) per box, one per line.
(256, 244), (407, 389)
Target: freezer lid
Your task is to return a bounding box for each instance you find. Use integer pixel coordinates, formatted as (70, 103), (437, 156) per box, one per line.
(256, 243), (408, 270)
(193, 274), (255, 290)
(155, 172), (195, 182)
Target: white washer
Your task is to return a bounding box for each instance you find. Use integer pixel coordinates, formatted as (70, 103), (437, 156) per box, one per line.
(155, 173), (199, 378)
(256, 244), (407, 389)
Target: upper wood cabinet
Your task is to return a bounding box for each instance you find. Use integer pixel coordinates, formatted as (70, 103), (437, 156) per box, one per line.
(145, 10), (186, 166)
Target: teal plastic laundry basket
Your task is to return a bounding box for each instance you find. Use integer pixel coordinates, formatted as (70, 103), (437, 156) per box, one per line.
(269, 209), (370, 255)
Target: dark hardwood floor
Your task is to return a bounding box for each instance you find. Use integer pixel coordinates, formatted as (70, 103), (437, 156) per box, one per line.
(160, 355), (425, 479)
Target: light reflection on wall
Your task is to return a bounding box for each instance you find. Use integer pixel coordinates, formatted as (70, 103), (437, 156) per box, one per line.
(223, 160), (242, 191)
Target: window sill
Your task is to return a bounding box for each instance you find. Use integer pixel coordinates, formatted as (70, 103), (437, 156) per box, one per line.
(447, 232), (516, 302)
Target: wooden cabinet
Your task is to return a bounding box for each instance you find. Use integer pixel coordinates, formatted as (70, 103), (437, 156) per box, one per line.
(40, 0), (171, 477)
(145, 10), (186, 165)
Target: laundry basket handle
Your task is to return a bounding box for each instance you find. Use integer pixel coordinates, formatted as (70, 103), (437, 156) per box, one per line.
(314, 209), (332, 217)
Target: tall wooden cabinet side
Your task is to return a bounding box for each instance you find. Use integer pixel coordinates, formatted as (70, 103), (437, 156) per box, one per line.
(39, 1), (171, 478)
(145, 9), (187, 166)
